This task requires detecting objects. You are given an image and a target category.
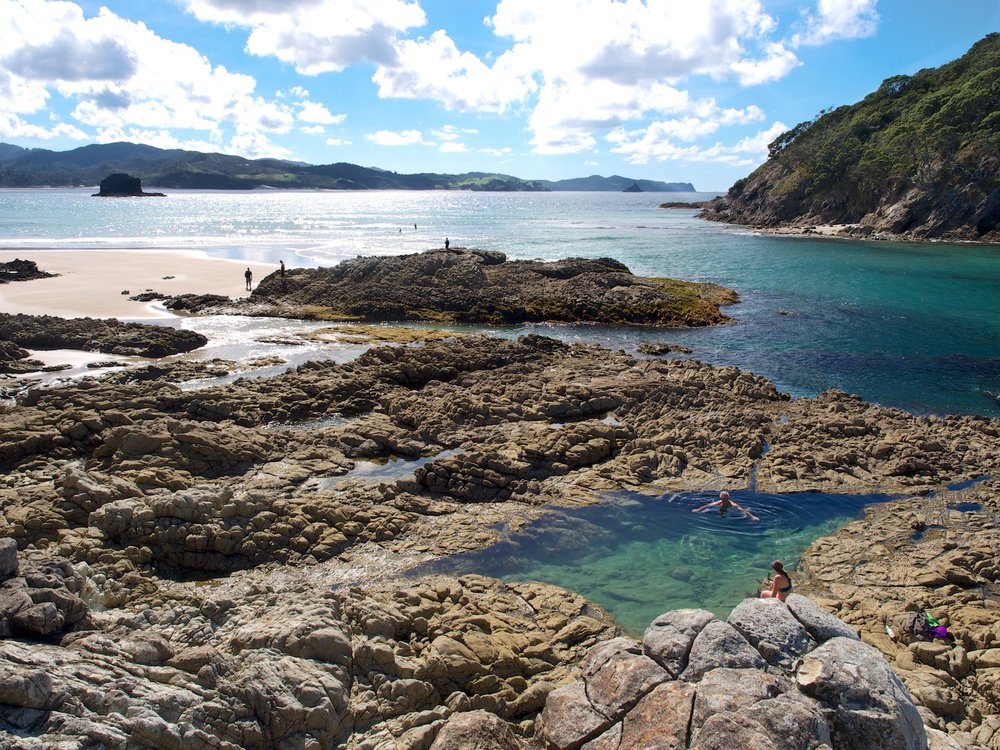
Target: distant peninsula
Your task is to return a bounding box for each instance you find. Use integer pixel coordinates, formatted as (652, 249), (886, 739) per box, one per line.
(0, 141), (694, 193)
(700, 33), (1000, 243)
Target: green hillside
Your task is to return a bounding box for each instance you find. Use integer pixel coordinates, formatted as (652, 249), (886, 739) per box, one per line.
(702, 33), (1000, 242)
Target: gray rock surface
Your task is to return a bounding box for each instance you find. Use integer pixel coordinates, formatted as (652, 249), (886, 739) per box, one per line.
(643, 607), (716, 677)
(728, 597), (817, 669)
(541, 599), (930, 750)
(797, 636), (927, 750)
(681, 620), (767, 681)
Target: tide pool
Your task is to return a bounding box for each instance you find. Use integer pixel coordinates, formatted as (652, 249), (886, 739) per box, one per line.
(416, 489), (892, 635)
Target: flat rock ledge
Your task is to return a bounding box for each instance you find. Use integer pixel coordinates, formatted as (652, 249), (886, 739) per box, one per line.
(213, 248), (737, 327)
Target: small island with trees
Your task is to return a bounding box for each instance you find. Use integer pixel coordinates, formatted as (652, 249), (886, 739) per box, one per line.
(92, 173), (165, 197)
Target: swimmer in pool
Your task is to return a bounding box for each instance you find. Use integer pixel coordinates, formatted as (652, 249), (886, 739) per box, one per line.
(692, 490), (760, 521)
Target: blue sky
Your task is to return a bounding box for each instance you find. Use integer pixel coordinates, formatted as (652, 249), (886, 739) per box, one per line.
(1, 0), (997, 190)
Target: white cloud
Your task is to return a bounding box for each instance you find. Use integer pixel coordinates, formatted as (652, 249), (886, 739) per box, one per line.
(298, 101), (346, 125)
(608, 119), (788, 166)
(0, 112), (87, 141)
(365, 128), (430, 146)
(731, 42), (800, 85)
(0, 0), (300, 159)
(439, 141), (468, 153)
(301, 124), (325, 135)
(326, 136), (352, 146)
(792, 0), (879, 47)
(373, 31), (537, 113)
(184, 0), (426, 74)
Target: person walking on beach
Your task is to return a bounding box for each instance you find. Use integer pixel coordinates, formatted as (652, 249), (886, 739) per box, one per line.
(761, 560), (792, 601)
(692, 490), (759, 520)
(244, 267), (252, 291)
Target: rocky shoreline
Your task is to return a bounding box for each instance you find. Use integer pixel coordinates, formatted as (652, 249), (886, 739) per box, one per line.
(1, 325), (998, 747)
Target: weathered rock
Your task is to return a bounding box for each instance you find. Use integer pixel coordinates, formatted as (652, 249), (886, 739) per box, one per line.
(642, 607), (716, 677)
(797, 636), (927, 750)
(0, 312), (206, 357)
(681, 620), (767, 681)
(429, 710), (528, 750)
(248, 248), (738, 327)
(784, 593), (859, 642)
(728, 598), (817, 669)
(0, 538), (18, 581)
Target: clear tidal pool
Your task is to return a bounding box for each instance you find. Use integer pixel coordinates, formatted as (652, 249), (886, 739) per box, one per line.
(418, 489), (894, 635)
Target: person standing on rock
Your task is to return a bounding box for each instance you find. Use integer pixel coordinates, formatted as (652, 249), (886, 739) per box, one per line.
(692, 490), (759, 521)
(279, 260), (285, 277)
(445, 238), (450, 250)
(761, 560), (792, 601)
(244, 267), (253, 291)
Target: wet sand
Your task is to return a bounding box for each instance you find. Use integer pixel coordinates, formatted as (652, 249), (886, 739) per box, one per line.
(0, 249), (277, 319)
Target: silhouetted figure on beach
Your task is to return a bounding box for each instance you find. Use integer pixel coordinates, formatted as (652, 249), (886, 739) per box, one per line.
(445, 238), (450, 250)
(244, 267), (252, 291)
(279, 260), (285, 277)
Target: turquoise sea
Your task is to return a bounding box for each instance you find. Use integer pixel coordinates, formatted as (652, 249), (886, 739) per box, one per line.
(2, 187), (997, 621)
(3, 187), (997, 417)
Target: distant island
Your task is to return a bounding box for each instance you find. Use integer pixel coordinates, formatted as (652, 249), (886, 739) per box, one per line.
(0, 141), (695, 193)
(700, 33), (1000, 243)
(92, 173), (165, 197)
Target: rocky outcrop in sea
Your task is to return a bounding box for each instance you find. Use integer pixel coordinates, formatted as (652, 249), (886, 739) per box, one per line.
(191, 248), (739, 327)
(1, 333), (998, 747)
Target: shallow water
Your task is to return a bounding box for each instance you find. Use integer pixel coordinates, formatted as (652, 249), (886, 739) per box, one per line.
(416, 489), (893, 634)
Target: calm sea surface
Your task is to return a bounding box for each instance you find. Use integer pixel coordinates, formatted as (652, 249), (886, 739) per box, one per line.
(3, 187), (997, 417)
(2, 187), (997, 621)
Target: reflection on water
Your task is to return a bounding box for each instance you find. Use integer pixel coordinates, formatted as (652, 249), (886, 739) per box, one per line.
(416, 489), (893, 635)
(307, 448), (463, 491)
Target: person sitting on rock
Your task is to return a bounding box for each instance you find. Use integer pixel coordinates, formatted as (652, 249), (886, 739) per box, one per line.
(692, 490), (759, 520)
(761, 560), (792, 601)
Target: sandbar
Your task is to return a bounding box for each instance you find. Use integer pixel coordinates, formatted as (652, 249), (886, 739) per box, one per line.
(0, 249), (277, 319)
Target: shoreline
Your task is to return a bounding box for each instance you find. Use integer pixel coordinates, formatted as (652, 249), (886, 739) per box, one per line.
(0, 249), (277, 319)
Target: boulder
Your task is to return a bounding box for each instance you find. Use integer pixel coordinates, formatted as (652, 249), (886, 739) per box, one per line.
(796, 636), (927, 750)
(643, 608), (716, 677)
(727, 598), (817, 669)
(681, 620), (767, 681)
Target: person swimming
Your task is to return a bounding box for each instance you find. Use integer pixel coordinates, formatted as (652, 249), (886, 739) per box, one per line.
(692, 490), (760, 521)
(761, 560), (792, 601)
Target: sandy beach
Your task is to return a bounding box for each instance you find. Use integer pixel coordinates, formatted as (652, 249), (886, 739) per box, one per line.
(0, 249), (277, 319)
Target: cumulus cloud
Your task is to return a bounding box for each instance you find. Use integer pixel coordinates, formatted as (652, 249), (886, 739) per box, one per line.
(0, 0), (301, 158)
(184, 0), (426, 74)
(298, 101), (346, 125)
(367, 0), (804, 155)
(326, 136), (352, 146)
(792, 0), (879, 47)
(373, 30), (537, 112)
(365, 128), (430, 146)
(608, 119), (788, 165)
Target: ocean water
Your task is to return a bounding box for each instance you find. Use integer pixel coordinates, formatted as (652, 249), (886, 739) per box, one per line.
(2, 187), (997, 417)
(415, 489), (891, 634)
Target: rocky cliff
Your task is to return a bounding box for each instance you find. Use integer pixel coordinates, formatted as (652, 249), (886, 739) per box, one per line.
(700, 33), (1000, 243)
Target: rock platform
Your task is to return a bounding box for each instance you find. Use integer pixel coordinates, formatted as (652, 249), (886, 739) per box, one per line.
(0, 333), (997, 747)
